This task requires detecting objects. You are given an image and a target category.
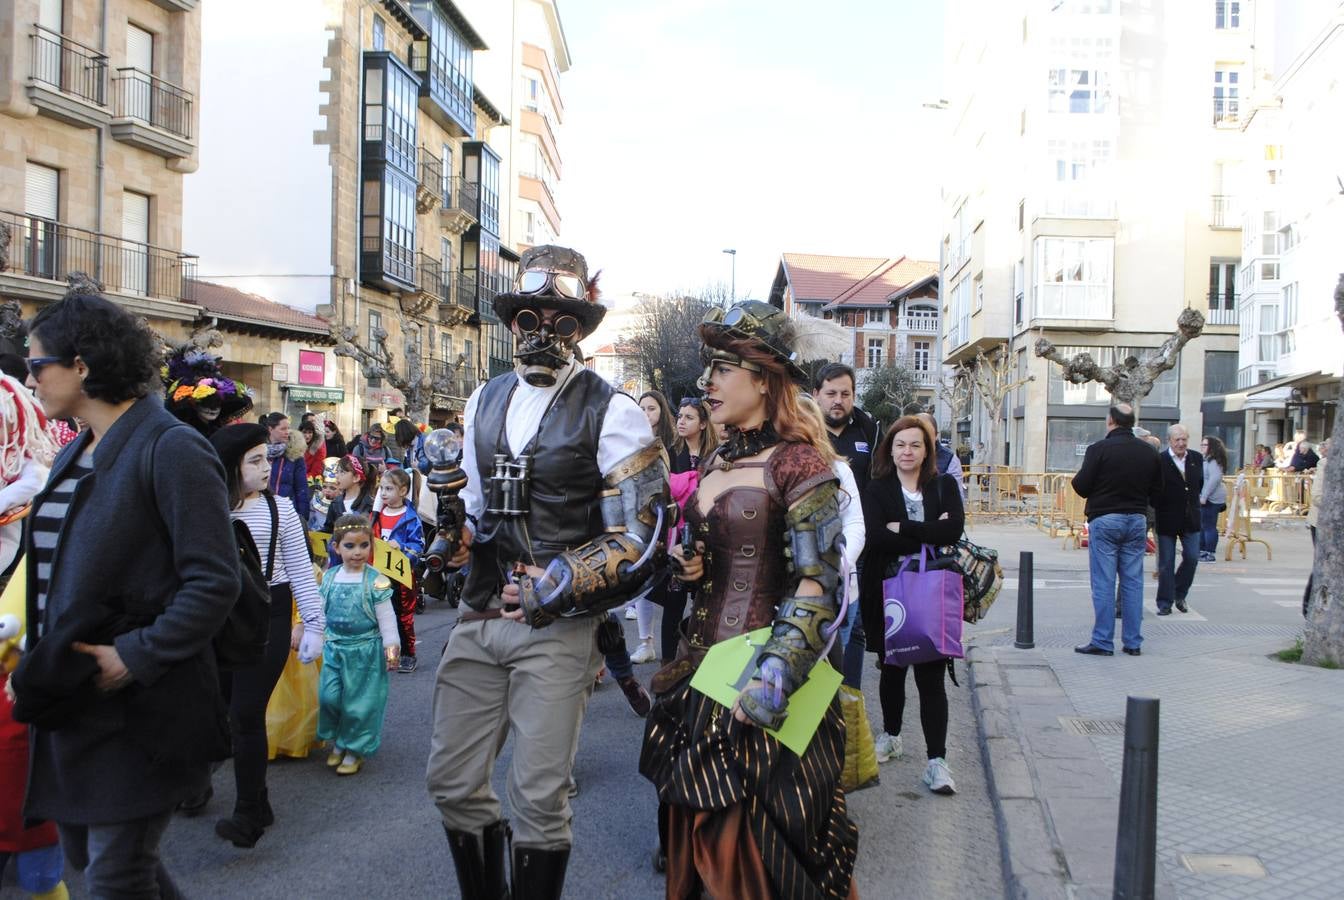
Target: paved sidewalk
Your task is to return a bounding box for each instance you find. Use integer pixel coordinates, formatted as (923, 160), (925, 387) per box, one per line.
(963, 520), (1342, 899)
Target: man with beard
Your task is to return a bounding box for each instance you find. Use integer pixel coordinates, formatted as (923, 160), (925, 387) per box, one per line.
(427, 245), (669, 900)
(813, 362), (879, 492)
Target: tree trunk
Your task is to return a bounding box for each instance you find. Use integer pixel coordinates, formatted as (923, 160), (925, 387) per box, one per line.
(1302, 274), (1344, 666)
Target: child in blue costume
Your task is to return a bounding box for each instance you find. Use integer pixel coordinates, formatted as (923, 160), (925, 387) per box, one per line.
(318, 514), (399, 775)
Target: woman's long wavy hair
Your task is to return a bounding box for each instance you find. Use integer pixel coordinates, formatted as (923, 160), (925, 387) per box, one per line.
(702, 333), (831, 458)
(1203, 435), (1229, 471)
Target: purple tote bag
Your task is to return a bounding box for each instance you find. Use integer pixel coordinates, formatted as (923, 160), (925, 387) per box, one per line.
(882, 546), (965, 666)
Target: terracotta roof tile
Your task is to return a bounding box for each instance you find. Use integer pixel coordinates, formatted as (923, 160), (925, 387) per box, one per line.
(190, 280), (331, 336)
(778, 253), (938, 310)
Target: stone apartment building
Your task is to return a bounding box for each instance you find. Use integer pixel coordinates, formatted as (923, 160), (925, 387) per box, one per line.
(1, 0), (201, 339)
(769, 253), (942, 410)
(940, 0), (1267, 470)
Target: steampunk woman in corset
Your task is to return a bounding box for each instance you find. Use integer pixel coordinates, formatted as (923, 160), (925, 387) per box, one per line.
(640, 300), (859, 899)
(426, 245), (669, 900)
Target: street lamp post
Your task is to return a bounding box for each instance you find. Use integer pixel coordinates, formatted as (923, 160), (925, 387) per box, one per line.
(722, 248), (736, 302)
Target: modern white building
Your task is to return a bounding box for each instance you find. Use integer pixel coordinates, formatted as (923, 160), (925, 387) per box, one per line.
(940, 0), (1270, 469)
(1228, 1), (1343, 447)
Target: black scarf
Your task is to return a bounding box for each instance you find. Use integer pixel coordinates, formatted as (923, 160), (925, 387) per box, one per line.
(718, 421), (780, 465)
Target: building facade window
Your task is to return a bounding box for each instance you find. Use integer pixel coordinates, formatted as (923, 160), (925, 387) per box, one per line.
(1032, 237), (1113, 319)
(464, 143), (500, 236)
(1209, 260), (1237, 310)
(866, 338), (885, 369)
(1048, 68), (1111, 114)
(1213, 68), (1240, 124)
(866, 308), (886, 325)
(1013, 258), (1025, 325)
(360, 53), (418, 290)
(1214, 1), (1240, 29)
(412, 1), (475, 135)
(912, 340), (931, 372)
(371, 14), (384, 50)
(1043, 138), (1115, 217)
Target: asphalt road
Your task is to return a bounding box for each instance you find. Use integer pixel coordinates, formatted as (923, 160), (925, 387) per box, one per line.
(46, 604), (1006, 899)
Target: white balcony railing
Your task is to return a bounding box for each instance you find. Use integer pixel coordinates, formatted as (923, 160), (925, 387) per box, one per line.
(897, 314), (940, 333)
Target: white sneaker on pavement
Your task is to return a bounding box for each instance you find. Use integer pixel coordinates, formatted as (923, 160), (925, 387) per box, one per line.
(630, 639), (657, 664)
(923, 757), (957, 795)
(624, 606), (638, 620)
(874, 732), (903, 763)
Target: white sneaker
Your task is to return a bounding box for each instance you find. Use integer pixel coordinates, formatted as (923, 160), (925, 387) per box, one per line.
(624, 606), (638, 620)
(923, 757), (957, 795)
(874, 732), (903, 763)
(630, 639), (657, 664)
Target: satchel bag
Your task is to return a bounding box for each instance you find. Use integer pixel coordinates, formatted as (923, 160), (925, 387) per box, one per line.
(946, 538), (1004, 624)
(881, 546), (965, 667)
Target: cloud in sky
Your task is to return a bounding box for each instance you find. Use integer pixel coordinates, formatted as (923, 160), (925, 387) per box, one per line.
(555, 0), (947, 300)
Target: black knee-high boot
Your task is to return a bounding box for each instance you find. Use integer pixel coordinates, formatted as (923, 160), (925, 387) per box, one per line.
(445, 821), (510, 900)
(511, 845), (570, 900)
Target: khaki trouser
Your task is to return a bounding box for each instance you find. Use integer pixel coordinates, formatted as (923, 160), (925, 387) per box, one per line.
(426, 612), (601, 849)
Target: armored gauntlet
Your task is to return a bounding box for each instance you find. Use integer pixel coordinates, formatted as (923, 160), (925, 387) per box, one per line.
(519, 443), (671, 627)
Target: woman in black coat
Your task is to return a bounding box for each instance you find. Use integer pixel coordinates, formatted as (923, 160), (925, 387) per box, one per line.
(14, 288), (238, 896)
(860, 415), (965, 795)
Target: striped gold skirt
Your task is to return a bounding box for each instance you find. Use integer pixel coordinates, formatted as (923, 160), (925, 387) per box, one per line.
(640, 677), (859, 899)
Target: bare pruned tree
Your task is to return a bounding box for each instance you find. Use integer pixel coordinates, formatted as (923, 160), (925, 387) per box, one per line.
(333, 314), (449, 423)
(961, 345), (1034, 467)
(1303, 274), (1344, 666)
(628, 284), (734, 401)
(860, 362), (921, 428)
(1035, 309), (1205, 418)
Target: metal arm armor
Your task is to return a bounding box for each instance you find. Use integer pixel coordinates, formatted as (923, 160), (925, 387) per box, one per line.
(520, 442), (670, 628)
(738, 479), (844, 729)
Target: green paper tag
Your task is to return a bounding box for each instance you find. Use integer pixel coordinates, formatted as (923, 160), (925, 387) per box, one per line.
(689, 626), (842, 756)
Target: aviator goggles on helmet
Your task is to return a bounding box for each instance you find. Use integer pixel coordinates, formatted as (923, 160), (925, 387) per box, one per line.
(515, 268), (588, 301)
(512, 308), (580, 338)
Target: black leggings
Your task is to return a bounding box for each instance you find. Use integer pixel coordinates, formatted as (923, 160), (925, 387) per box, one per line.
(221, 584), (294, 803)
(879, 660), (948, 760)
(661, 583), (689, 663)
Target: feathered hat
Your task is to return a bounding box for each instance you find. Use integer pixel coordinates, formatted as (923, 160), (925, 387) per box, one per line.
(699, 300), (850, 385)
(162, 343), (253, 429)
(492, 244), (606, 333)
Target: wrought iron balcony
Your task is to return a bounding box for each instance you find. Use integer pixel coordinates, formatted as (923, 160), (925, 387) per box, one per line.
(28, 26), (110, 128)
(111, 67), (194, 158)
(1, 209), (197, 302)
(427, 358), (476, 399)
(1210, 194), (1236, 228)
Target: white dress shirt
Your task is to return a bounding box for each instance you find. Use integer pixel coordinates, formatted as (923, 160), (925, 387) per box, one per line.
(459, 359), (655, 524)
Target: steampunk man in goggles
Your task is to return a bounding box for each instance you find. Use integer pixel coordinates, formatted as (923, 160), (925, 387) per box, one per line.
(427, 244), (671, 899)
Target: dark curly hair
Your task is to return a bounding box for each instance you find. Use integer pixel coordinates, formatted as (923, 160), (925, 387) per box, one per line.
(28, 291), (159, 403)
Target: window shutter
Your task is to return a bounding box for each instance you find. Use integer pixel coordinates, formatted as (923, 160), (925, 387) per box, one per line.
(122, 191), (149, 242)
(25, 163), (60, 219)
(39, 0), (62, 33)
(126, 23), (153, 71)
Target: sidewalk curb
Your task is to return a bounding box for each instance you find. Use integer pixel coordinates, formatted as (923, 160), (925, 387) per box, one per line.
(967, 644), (1071, 900)
(967, 643), (1177, 900)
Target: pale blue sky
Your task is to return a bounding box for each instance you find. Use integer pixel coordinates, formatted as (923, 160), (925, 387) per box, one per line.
(554, 0), (947, 300)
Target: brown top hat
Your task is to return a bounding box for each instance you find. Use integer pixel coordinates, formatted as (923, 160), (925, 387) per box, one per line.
(492, 244), (606, 333)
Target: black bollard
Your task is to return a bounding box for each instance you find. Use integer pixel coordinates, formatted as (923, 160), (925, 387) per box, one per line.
(1113, 696), (1160, 899)
(1014, 550), (1034, 649)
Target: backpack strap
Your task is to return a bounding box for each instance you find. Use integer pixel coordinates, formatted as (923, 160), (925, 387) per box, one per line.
(263, 490), (279, 582)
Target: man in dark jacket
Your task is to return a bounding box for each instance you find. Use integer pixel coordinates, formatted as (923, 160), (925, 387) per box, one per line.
(1070, 403), (1161, 656)
(1154, 424), (1204, 615)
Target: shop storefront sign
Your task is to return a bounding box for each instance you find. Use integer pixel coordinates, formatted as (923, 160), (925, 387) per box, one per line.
(298, 350), (326, 385)
(284, 385), (345, 403)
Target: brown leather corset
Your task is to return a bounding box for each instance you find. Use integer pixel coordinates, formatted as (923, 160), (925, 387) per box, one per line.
(685, 485), (785, 650)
